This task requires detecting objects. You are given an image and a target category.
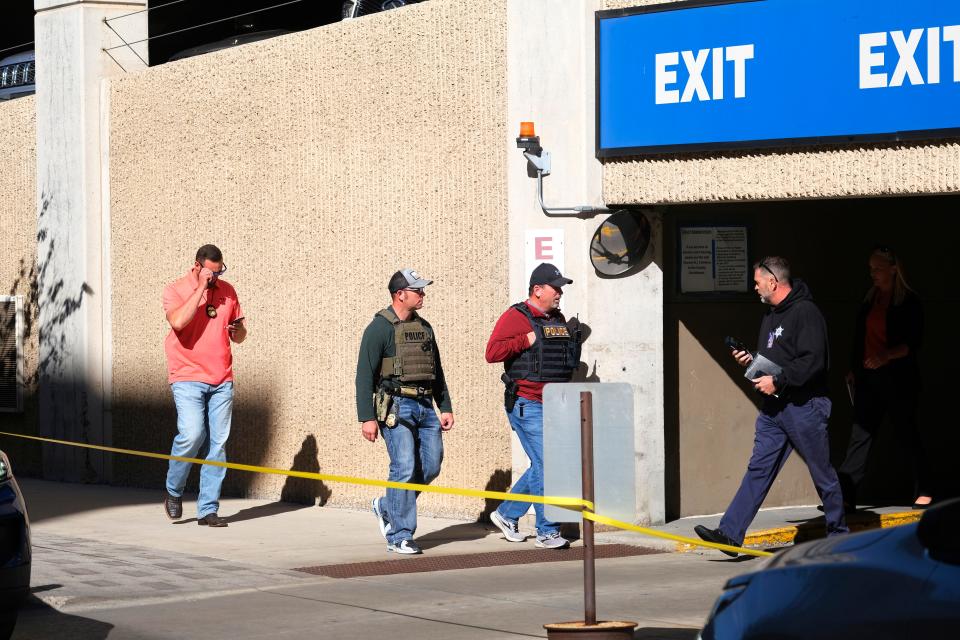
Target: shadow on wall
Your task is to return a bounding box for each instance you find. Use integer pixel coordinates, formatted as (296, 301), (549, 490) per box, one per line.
(570, 322), (602, 383)
(34, 195), (94, 387)
(2, 251), (42, 477)
(0, 194), (97, 480)
(8, 389), (330, 523)
(280, 434), (332, 506)
(110, 389), (280, 501)
(478, 468), (511, 522)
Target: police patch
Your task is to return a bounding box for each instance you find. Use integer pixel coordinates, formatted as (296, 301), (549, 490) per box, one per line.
(404, 331), (426, 341)
(543, 326), (571, 338)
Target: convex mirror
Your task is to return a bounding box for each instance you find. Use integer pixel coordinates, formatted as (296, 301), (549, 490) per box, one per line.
(589, 210), (651, 276)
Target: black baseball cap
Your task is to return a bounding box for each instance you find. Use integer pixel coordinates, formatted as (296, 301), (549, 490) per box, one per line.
(529, 263), (573, 288)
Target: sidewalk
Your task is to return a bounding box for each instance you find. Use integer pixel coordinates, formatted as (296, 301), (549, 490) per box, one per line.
(19, 478), (518, 571)
(12, 478), (927, 637)
(596, 503), (921, 554)
(22, 478), (923, 561)
(16, 478), (923, 617)
(22, 478), (921, 564)
(20, 477), (527, 613)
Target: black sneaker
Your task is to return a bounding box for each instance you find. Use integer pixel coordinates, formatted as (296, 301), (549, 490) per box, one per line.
(817, 503), (857, 514)
(693, 525), (739, 557)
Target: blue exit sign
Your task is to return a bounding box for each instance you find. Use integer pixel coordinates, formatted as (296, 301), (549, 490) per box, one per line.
(597, 0), (960, 156)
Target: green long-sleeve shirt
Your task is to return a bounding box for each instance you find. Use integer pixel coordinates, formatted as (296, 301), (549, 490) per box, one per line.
(355, 309), (453, 422)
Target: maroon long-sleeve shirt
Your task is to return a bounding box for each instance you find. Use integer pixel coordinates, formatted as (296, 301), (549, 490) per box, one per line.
(485, 301), (566, 403)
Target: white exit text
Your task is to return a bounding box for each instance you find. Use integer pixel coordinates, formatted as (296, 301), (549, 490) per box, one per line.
(655, 44), (755, 105)
(860, 26), (960, 89)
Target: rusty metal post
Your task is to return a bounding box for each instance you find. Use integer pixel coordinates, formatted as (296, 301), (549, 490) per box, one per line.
(580, 391), (596, 626)
(544, 388), (636, 639)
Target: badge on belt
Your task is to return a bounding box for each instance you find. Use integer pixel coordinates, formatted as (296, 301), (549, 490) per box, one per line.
(385, 413), (397, 427)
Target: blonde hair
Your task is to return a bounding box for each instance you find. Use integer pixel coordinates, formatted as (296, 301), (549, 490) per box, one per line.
(866, 247), (913, 306)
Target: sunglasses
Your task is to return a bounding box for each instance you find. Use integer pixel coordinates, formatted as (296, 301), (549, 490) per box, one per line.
(403, 288), (425, 296)
(198, 263), (227, 276)
(758, 261), (778, 283)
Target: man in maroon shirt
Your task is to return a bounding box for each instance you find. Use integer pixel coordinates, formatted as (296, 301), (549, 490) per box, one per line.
(485, 263), (581, 549)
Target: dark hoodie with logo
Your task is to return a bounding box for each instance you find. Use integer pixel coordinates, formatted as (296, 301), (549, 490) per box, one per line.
(754, 279), (830, 409)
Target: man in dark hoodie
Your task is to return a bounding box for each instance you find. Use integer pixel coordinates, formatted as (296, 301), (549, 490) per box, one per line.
(694, 256), (849, 556)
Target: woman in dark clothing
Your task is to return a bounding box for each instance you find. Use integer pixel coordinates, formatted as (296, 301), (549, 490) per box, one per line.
(837, 247), (933, 509)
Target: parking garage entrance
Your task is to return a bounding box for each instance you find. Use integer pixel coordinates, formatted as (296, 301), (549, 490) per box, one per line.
(661, 194), (960, 520)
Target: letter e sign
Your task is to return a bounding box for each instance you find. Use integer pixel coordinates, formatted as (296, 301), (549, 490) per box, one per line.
(525, 229), (565, 280)
(535, 237), (554, 260)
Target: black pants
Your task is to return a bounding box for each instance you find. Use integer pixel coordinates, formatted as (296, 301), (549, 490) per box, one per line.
(838, 369), (931, 504)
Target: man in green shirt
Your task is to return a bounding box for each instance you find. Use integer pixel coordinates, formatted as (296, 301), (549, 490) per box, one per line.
(356, 268), (454, 555)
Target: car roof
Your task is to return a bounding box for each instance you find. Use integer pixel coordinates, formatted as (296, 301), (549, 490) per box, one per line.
(0, 50), (36, 66)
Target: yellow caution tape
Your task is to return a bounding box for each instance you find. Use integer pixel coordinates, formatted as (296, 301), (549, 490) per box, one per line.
(0, 431), (772, 558)
(582, 512), (769, 557)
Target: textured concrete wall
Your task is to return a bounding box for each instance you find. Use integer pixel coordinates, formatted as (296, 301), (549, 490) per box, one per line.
(0, 97), (41, 474)
(604, 142), (960, 205)
(107, 0), (509, 518)
(600, 0), (960, 204)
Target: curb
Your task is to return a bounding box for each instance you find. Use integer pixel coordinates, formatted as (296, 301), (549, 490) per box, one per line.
(675, 509), (922, 554)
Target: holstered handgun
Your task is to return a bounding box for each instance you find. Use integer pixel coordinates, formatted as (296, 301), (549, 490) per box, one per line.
(500, 372), (519, 413)
(374, 387), (393, 423)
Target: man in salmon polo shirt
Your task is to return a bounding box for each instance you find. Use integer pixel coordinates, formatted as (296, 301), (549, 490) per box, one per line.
(161, 244), (247, 528)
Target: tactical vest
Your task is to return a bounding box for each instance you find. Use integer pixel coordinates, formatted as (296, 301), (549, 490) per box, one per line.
(378, 308), (436, 383)
(504, 303), (580, 383)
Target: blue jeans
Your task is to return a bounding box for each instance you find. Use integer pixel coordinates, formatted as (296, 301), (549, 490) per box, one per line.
(166, 381), (234, 518)
(496, 398), (559, 536)
(719, 397), (849, 544)
(379, 396), (444, 544)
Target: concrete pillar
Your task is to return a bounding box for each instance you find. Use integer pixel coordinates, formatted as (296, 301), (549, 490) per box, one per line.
(34, 0), (147, 481)
(507, 0), (665, 524)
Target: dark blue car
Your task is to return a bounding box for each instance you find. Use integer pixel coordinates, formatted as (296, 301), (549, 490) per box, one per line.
(701, 498), (960, 640)
(0, 450), (31, 638)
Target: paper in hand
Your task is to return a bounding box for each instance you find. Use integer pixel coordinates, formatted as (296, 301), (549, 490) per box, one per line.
(744, 354), (783, 398)
(744, 354), (783, 381)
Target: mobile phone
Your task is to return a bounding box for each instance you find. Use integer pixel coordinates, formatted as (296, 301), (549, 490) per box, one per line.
(229, 317), (245, 326)
(724, 336), (748, 352)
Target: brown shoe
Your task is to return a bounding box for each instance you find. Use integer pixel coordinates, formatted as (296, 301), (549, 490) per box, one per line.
(164, 494), (182, 520)
(198, 513), (228, 527)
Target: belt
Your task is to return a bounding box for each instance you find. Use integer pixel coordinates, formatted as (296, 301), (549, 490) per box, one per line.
(391, 385), (431, 399)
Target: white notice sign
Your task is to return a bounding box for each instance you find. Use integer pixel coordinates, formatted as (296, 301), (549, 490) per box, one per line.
(680, 226), (748, 293)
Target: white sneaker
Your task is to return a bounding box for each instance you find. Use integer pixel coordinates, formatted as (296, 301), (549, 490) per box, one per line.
(372, 497), (391, 540)
(535, 531), (570, 549)
(387, 539), (422, 555)
(490, 510), (527, 543)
